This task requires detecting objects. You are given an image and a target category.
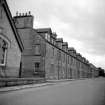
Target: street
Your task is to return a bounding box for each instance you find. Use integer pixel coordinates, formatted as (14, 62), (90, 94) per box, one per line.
(0, 78), (105, 105)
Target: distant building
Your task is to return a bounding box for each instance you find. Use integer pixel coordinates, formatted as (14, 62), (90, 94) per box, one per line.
(97, 67), (104, 77)
(0, 0), (23, 78)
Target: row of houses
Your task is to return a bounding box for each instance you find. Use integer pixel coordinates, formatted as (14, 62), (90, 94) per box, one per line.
(13, 12), (99, 79)
(0, 0), (99, 80)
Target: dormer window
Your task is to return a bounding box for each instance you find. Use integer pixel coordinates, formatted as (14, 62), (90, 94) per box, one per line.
(50, 38), (54, 44)
(45, 33), (50, 41)
(52, 39), (54, 44)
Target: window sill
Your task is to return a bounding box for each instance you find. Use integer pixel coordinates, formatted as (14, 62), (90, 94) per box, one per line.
(0, 64), (6, 67)
(34, 54), (41, 56)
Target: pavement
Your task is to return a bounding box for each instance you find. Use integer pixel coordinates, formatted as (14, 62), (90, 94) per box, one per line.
(0, 77), (104, 105)
(0, 78), (93, 93)
(0, 82), (55, 93)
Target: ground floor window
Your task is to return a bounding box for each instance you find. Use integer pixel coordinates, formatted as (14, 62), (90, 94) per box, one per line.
(50, 64), (54, 74)
(0, 35), (8, 77)
(70, 68), (72, 79)
(34, 62), (40, 73)
(34, 62), (45, 77)
(0, 37), (8, 66)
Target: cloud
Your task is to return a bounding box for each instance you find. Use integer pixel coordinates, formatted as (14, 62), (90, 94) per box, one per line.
(8, 0), (105, 69)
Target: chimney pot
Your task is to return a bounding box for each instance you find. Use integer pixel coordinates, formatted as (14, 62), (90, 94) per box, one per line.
(29, 11), (31, 15)
(19, 13), (21, 16)
(25, 12), (28, 16)
(16, 11), (18, 16)
(22, 13), (24, 16)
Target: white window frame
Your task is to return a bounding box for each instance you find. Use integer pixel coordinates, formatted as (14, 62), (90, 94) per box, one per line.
(0, 34), (10, 67)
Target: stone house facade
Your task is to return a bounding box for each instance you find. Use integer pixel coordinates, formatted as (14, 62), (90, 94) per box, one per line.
(0, 0), (99, 81)
(13, 13), (99, 80)
(0, 0), (23, 78)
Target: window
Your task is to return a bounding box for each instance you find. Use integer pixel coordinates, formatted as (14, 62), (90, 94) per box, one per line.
(35, 62), (40, 72)
(0, 37), (8, 66)
(35, 45), (40, 55)
(52, 47), (54, 56)
(51, 38), (52, 43)
(50, 64), (54, 73)
(68, 56), (69, 64)
(73, 58), (75, 65)
(57, 50), (61, 60)
(36, 37), (40, 44)
(53, 40), (56, 45)
(51, 38), (54, 44)
(45, 33), (50, 41)
(35, 63), (40, 68)
(45, 33), (47, 39)
(63, 53), (65, 62)
(0, 28), (2, 33)
(0, 9), (2, 19)
(71, 57), (73, 65)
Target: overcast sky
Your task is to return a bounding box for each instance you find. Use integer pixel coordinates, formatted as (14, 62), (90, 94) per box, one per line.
(7, 0), (105, 69)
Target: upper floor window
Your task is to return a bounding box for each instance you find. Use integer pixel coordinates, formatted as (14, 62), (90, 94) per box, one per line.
(52, 47), (54, 56)
(71, 57), (73, 65)
(57, 50), (61, 60)
(73, 58), (76, 65)
(68, 56), (69, 64)
(63, 53), (65, 62)
(51, 38), (55, 45)
(53, 40), (56, 45)
(36, 37), (40, 44)
(35, 45), (40, 55)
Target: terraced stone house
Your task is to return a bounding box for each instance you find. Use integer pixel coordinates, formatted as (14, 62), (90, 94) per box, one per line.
(0, 0), (99, 80)
(13, 12), (98, 80)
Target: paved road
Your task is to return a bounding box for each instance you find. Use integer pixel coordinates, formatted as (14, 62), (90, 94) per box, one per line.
(0, 78), (105, 105)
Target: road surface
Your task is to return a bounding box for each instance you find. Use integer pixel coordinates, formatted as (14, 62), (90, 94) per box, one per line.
(0, 78), (105, 105)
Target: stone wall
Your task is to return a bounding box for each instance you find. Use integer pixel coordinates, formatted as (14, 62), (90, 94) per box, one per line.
(0, 3), (21, 78)
(45, 42), (58, 79)
(0, 78), (45, 87)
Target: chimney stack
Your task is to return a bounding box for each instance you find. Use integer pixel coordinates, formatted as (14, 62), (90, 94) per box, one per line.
(13, 11), (34, 28)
